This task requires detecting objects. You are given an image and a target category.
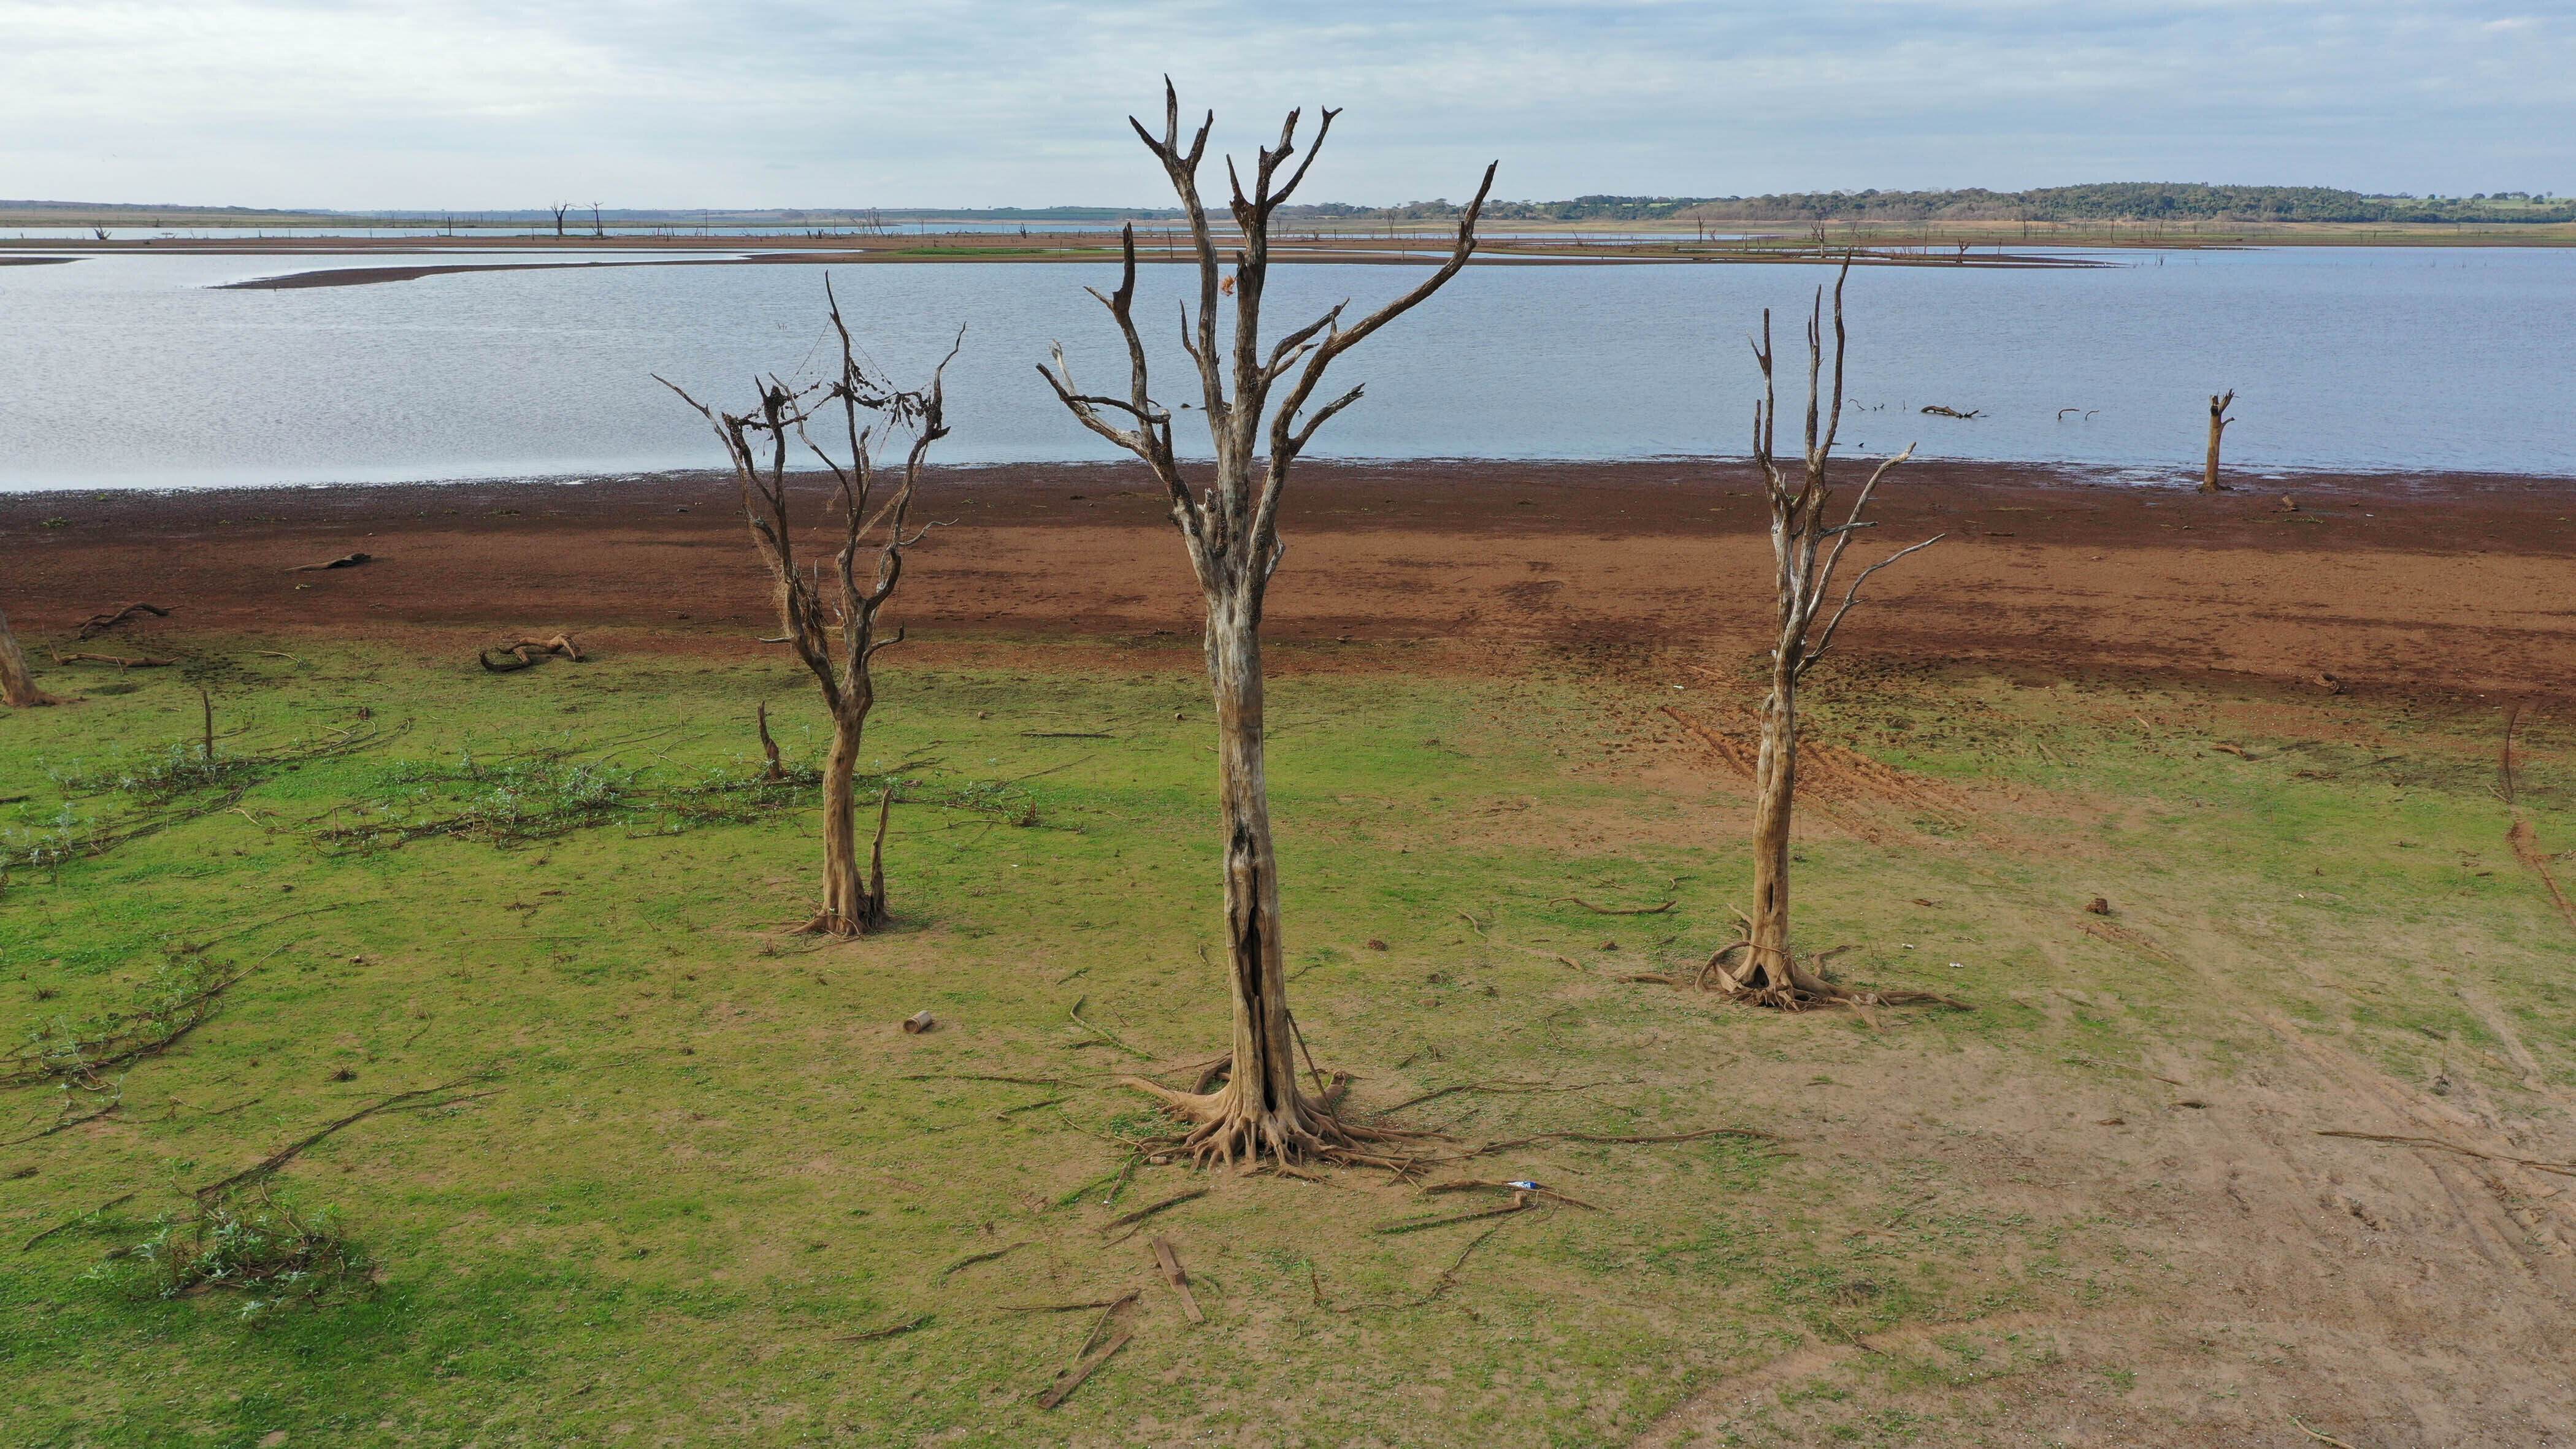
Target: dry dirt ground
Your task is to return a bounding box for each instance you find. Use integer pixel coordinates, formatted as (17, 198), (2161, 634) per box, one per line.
(8, 460), (2573, 1446)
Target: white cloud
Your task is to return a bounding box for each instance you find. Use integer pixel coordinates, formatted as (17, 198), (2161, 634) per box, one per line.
(0, 0), (2566, 207)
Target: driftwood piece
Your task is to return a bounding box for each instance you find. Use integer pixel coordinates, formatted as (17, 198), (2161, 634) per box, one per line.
(286, 551), (373, 572)
(76, 602), (171, 638)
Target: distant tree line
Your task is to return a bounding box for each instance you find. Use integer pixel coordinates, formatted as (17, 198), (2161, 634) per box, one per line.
(1278, 183), (2575, 225)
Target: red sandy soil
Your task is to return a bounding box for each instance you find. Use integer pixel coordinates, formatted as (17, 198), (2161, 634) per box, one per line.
(4, 459), (2569, 703)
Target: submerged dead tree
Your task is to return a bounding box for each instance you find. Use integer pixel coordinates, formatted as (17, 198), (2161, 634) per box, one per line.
(1705, 264), (1944, 1008)
(1040, 83), (1495, 1167)
(2202, 389), (2236, 492)
(664, 282), (959, 936)
(1, 606), (58, 708)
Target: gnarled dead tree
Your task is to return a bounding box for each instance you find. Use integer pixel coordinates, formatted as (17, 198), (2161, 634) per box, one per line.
(1, 606), (59, 707)
(1040, 83), (1495, 1168)
(1703, 264), (1945, 1009)
(664, 281), (959, 937)
(2202, 389), (2236, 492)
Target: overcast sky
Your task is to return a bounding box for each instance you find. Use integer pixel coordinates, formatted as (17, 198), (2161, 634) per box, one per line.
(3, 1), (2569, 210)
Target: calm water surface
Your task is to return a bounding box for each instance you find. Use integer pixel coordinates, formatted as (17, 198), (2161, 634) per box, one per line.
(0, 247), (2567, 490)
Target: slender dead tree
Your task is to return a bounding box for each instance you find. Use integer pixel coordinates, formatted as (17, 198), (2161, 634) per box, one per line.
(550, 202), (571, 238)
(663, 281), (959, 937)
(0, 606), (59, 707)
(1039, 83), (1495, 1168)
(2201, 389), (2236, 492)
(1703, 264), (1945, 1009)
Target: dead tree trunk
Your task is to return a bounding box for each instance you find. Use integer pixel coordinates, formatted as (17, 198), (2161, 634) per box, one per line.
(0, 607), (59, 708)
(1703, 262), (1944, 1009)
(2202, 389), (2235, 492)
(1040, 81), (1494, 1168)
(550, 203), (570, 238)
(662, 283), (960, 938)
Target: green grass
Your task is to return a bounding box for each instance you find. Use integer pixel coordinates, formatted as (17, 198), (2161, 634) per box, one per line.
(2, 640), (2569, 1446)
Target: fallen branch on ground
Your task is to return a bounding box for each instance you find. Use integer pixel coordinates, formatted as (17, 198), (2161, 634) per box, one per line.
(934, 1241), (1027, 1282)
(286, 552), (372, 572)
(830, 1313), (932, 1342)
(1547, 896), (1675, 916)
(1067, 996), (1156, 1060)
(191, 1077), (499, 1200)
(1099, 1187), (1206, 1240)
(75, 602), (171, 638)
(1037, 1330), (1132, 1409)
(1422, 1178), (1600, 1210)
(1376, 1194), (1537, 1234)
(1312, 1222), (1514, 1313)
(20, 1191), (137, 1252)
(2316, 1129), (2576, 1178)
(4, 958), (246, 1088)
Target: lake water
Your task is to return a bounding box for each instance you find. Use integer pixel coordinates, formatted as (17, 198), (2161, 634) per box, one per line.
(0, 247), (2568, 491)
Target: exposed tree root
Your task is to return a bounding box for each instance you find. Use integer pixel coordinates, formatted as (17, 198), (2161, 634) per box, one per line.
(1692, 931), (1971, 1012)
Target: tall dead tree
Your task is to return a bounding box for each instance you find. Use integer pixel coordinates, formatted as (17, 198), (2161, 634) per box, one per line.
(663, 281), (959, 936)
(1703, 264), (1944, 1009)
(2202, 389), (2236, 492)
(0, 606), (58, 707)
(1040, 83), (1494, 1168)
(550, 202), (571, 238)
